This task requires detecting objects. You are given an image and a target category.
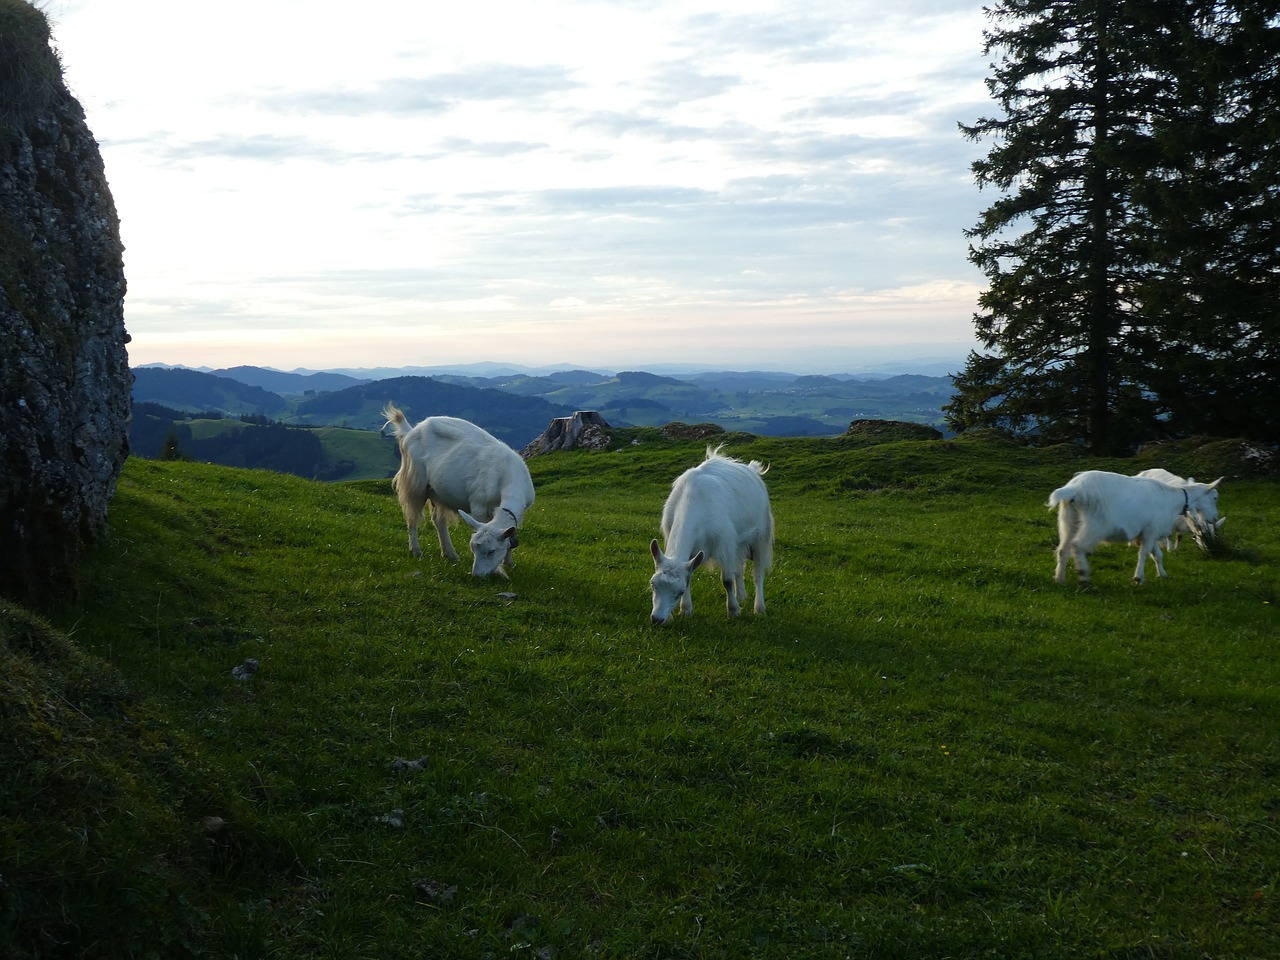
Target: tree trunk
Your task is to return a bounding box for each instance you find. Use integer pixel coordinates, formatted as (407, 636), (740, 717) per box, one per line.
(522, 411), (611, 457)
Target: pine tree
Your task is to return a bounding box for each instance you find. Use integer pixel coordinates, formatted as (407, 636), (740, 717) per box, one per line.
(1131, 0), (1280, 440)
(948, 0), (1280, 450)
(159, 429), (185, 462)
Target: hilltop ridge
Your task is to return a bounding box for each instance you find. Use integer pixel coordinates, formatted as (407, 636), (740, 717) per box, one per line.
(133, 363), (959, 434)
(128, 362), (962, 481)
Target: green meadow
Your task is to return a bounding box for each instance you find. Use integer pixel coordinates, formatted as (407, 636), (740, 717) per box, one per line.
(3, 431), (1277, 958)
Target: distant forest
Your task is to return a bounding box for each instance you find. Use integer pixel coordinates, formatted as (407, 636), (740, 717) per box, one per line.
(131, 404), (355, 481)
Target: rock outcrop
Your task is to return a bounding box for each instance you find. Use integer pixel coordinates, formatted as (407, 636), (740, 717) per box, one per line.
(1, 0), (131, 607)
(523, 411), (611, 457)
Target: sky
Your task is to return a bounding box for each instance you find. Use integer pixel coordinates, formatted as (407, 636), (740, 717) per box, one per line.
(44, 0), (996, 375)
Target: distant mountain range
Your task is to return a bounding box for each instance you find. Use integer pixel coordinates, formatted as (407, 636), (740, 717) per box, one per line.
(129, 363), (960, 479)
(208, 365), (371, 394)
(146, 357), (966, 381)
(133, 364), (957, 434)
(131, 368), (568, 448)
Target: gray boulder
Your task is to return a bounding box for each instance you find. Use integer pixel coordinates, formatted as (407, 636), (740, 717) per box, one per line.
(1, 1), (131, 607)
(522, 411), (611, 457)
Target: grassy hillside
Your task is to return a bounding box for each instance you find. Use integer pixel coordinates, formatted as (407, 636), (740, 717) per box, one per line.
(132, 367), (289, 417)
(3, 434), (1278, 958)
(129, 412), (399, 481)
(311, 425), (400, 480)
(182, 419), (398, 480)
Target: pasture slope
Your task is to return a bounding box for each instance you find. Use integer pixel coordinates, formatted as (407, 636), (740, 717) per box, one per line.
(2, 431), (1278, 959)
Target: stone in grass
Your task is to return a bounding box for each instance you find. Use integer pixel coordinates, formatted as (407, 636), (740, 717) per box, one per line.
(507, 913), (541, 947)
(230, 658), (259, 680)
(377, 808), (405, 829)
(413, 879), (457, 906)
(392, 756), (429, 773)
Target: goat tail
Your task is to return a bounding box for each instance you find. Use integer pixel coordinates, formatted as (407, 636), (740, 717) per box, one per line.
(755, 519), (776, 573)
(384, 402), (425, 526)
(382, 402), (410, 440)
(705, 444), (770, 476)
(1046, 484), (1075, 511)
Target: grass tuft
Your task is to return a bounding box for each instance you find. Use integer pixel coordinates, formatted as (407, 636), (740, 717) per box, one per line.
(0, 0), (63, 135)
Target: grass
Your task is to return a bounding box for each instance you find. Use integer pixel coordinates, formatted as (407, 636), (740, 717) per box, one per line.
(176, 419), (397, 480)
(0, 0), (61, 136)
(3, 432), (1278, 958)
(311, 425), (398, 479)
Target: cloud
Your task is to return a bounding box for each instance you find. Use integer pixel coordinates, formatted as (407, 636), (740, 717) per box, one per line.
(425, 137), (551, 159)
(144, 133), (358, 164)
(643, 61), (743, 107)
(51, 0), (991, 372)
(682, 9), (853, 62)
(256, 65), (581, 117)
(569, 109), (717, 144)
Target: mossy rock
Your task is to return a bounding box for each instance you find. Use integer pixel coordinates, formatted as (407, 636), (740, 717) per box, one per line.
(660, 421), (726, 440)
(0, 600), (278, 955)
(1135, 437), (1279, 479)
(845, 419), (943, 442)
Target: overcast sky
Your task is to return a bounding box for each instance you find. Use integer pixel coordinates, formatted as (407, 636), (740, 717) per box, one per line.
(45, 0), (995, 374)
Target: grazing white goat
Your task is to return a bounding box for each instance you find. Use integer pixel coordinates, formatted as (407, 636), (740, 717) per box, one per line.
(383, 403), (535, 578)
(649, 446), (774, 624)
(1047, 470), (1221, 585)
(1134, 468), (1226, 550)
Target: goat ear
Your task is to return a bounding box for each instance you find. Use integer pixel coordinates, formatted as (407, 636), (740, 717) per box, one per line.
(650, 539), (664, 565)
(459, 509), (482, 530)
(687, 551), (705, 572)
(502, 527), (518, 545)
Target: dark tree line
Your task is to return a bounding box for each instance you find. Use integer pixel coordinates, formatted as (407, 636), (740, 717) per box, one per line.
(946, 0), (1280, 452)
(181, 424), (326, 476)
(129, 404), (349, 479)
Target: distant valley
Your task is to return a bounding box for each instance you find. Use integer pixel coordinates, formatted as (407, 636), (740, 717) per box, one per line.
(130, 363), (959, 481)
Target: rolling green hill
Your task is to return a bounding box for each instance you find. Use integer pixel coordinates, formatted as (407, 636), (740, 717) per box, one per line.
(132, 366), (290, 416)
(129, 408), (400, 481)
(4, 432), (1277, 958)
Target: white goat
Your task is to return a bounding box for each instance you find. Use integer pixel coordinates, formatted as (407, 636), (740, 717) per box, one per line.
(1047, 470), (1221, 585)
(1134, 468), (1226, 550)
(383, 404), (535, 578)
(649, 446), (774, 624)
